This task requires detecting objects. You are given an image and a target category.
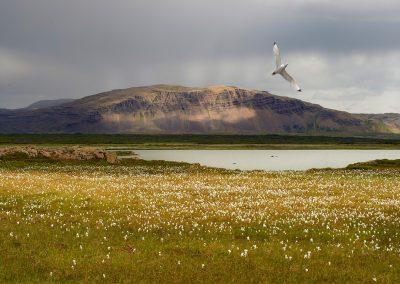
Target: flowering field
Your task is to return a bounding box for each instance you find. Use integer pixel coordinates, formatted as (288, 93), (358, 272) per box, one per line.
(1, 159), (400, 282)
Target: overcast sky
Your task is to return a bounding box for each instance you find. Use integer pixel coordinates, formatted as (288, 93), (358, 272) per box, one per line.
(1, 0), (399, 113)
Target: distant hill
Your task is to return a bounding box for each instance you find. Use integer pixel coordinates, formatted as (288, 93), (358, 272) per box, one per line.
(25, 99), (75, 110)
(0, 85), (399, 134)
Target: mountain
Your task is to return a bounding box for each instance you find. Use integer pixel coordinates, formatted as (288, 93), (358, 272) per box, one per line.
(25, 99), (75, 110)
(356, 113), (400, 134)
(0, 84), (399, 134)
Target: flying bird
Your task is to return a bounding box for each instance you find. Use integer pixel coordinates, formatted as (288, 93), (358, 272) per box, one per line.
(272, 42), (302, 92)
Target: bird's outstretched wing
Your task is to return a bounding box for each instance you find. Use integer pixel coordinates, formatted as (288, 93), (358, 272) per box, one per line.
(273, 42), (281, 68)
(280, 69), (302, 92)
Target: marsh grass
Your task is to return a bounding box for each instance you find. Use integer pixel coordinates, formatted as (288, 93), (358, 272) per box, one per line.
(1, 158), (400, 282)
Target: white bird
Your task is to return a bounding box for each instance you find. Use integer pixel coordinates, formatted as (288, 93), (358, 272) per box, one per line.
(272, 42), (302, 92)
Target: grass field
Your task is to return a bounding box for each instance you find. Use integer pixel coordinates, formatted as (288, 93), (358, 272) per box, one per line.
(1, 157), (400, 282)
(1, 134), (400, 149)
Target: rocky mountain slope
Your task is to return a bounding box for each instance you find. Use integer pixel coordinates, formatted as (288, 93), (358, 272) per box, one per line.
(0, 85), (398, 134)
(356, 113), (400, 134)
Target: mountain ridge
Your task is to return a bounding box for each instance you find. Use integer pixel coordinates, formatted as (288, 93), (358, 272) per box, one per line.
(0, 85), (398, 134)
(25, 99), (75, 110)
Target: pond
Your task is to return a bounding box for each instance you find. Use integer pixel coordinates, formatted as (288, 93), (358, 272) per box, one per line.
(134, 150), (400, 171)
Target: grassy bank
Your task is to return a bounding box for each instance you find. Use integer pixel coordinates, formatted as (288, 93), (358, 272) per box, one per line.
(0, 134), (400, 149)
(1, 158), (400, 282)
(346, 159), (400, 170)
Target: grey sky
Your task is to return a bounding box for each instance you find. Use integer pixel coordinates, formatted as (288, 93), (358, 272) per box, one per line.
(0, 0), (399, 113)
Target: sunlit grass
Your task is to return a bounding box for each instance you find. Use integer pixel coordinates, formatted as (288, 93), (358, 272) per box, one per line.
(1, 159), (400, 282)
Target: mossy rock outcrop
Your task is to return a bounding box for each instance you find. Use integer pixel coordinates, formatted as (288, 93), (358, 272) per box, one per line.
(0, 146), (120, 164)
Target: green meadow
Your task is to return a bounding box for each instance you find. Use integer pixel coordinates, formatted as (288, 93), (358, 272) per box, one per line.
(1, 156), (400, 282)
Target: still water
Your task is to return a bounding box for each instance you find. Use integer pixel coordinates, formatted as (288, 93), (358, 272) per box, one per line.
(134, 150), (400, 171)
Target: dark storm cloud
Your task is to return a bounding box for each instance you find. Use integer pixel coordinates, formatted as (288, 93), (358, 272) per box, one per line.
(0, 0), (399, 112)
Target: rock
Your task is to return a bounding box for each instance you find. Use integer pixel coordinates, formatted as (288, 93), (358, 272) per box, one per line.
(0, 146), (123, 164)
(105, 152), (118, 164)
(40, 150), (52, 158)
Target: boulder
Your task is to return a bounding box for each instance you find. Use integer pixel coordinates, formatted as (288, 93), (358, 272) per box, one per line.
(105, 152), (118, 164)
